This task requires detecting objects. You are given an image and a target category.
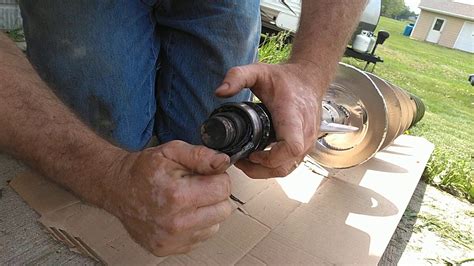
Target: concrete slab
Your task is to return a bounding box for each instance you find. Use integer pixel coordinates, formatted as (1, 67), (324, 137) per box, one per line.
(0, 153), (92, 265)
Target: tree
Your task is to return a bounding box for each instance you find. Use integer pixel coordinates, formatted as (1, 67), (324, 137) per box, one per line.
(381, 0), (407, 19)
(396, 6), (417, 20)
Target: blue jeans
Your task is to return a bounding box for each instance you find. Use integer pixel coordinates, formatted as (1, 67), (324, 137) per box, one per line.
(19, 0), (259, 151)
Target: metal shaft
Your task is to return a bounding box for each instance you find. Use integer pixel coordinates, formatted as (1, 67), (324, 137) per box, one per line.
(309, 63), (425, 169)
(201, 63), (425, 169)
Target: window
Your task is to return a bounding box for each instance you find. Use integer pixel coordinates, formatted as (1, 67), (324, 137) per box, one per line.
(433, 19), (444, 31)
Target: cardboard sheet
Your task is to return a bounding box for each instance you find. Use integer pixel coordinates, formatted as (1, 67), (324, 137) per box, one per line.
(9, 135), (434, 265)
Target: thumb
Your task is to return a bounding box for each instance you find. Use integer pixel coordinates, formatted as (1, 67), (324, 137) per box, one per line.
(159, 141), (230, 175)
(215, 64), (262, 97)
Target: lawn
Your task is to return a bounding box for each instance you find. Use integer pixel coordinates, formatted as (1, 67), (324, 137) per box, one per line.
(260, 17), (474, 201)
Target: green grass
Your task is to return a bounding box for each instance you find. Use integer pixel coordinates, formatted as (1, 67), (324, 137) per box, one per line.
(259, 31), (292, 64)
(414, 213), (473, 250)
(5, 27), (25, 42)
(259, 17), (474, 202)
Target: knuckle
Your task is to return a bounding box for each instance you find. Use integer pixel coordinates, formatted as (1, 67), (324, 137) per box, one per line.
(213, 201), (232, 222)
(212, 176), (231, 202)
(150, 243), (169, 257)
(168, 140), (186, 150)
(180, 245), (194, 254)
(228, 66), (243, 76)
(192, 146), (208, 161)
(262, 156), (279, 168)
(288, 142), (304, 157)
(164, 185), (185, 206)
(159, 145), (173, 157)
(149, 236), (176, 257)
(166, 217), (187, 234)
(220, 174), (232, 197)
(306, 126), (316, 140)
(221, 201), (232, 218)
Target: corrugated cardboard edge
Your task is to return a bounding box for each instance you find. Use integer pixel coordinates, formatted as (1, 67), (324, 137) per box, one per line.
(9, 166), (328, 265)
(10, 172), (163, 265)
(9, 135), (434, 265)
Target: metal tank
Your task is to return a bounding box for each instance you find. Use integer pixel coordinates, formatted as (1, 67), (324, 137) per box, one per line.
(260, 0), (382, 44)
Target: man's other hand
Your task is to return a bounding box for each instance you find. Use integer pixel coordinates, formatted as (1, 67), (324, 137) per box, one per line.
(104, 141), (232, 256)
(215, 62), (323, 179)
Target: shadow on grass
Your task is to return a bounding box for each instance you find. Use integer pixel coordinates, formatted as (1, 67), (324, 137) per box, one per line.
(379, 180), (427, 265)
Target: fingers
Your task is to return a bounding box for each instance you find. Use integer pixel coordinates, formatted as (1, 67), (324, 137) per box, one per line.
(120, 143), (233, 258)
(154, 224), (220, 256)
(191, 224), (220, 243)
(215, 64), (263, 97)
(249, 140), (304, 169)
(184, 173), (232, 208)
(189, 200), (231, 232)
(235, 158), (302, 179)
(249, 116), (305, 169)
(165, 200), (232, 234)
(159, 172), (230, 212)
(159, 140), (230, 175)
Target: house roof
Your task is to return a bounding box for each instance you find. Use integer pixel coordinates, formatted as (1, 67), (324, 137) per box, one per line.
(419, 0), (474, 20)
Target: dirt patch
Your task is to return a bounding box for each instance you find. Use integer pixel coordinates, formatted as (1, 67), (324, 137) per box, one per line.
(381, 181), (474, 265)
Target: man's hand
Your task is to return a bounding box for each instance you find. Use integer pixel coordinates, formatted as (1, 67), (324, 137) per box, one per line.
(103, 141), (232, 257)
(216, 62), (324, 178)
(1, 32), (233, 257)
(215, 1), (366, 179)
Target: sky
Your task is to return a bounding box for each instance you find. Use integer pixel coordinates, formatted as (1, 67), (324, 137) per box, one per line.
(404, 0), (421, 13)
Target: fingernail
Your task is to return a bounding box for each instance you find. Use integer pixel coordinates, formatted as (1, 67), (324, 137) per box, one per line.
(211, 154), (230, 169)
(215, 83), (230, 94)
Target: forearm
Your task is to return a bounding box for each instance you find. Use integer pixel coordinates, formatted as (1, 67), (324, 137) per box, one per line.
(290, 0), (366, 93)
(0, 33), (126, 206)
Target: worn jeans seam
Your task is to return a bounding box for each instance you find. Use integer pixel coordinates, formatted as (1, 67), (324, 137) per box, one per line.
(157, 30), (175, 137)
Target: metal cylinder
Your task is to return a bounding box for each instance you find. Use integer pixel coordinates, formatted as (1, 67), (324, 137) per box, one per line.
(309, 63), (425, 168)
(200, 63), (426, 169)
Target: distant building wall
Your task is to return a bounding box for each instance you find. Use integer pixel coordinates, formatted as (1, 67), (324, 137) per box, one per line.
(411, 9), (465, 48)
(411, 10), (434, 40)
(0, 0), (21, 30)
(437, 15), (465, 48)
